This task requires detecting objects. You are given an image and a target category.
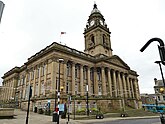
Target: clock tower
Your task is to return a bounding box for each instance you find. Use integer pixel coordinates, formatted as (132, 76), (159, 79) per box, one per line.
(84, 3), (113, 57)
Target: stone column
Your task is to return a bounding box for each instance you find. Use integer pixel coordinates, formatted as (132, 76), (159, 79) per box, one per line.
(122, 73), (127, 97)
(63, 60), (67, 94)
(32, 69), (36, 97)
(23, 73), (27, 99)
(101, 67), (106, 95)
(80, 65), (84, 96)
(107, 68), (112, 97)
(87, 66), (91, 95)
(94, 67), (98, 96)
(38, 66), (41, 96)
(51, 59), (57, 94)
(112, 70), (117, 97)
(43, 63), (47, 95)
(71, 62), (75, 95)
(134, 79), (140, 99)
(130, 79), (135, 98)
(118, 72), (123, 97)
(126, 75), (131, 97)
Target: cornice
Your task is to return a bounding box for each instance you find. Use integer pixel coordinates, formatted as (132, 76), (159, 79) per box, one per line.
(84, 25), (110, 35)
(2, 66), (20, 79)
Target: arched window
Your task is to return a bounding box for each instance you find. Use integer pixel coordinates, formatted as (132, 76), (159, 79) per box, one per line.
(103, 34), (106, 45)
(91, 35), (95, 45)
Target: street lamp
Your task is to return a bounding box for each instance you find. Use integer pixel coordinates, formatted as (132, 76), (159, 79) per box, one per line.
(57, 58), (64, 123)
(140, 37), (165, 65)
(155, 61), (165, 87)
(0, 1), (5, 24)
(86, 84), (89, 116)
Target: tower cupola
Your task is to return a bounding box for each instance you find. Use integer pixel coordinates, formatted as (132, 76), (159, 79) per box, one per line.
(84, 3), (113, 57)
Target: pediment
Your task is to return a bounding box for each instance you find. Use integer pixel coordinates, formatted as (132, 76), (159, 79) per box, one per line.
(106, 55), (130, 69)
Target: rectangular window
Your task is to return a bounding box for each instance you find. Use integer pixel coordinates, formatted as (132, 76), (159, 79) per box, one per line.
(27, 73), (30, 82)
(163, 96), (165, 101)
(90, 69), (94, 81)
(41, 65), (45, 76)
(75, 84), (78, 94)
(67, 63), (71, 76)
(43, 64), (46, 75)
(35, 83), (38, 96)
(97, 71), (101, 81)
(98, 86), (102, 95)
(66, 82), (69, 94)
(36, 67), (40, 78)
(31, 71), (34, 80)
(18, 79), (20, 86)
(41, 82), (45, 95)
(22, 76), (25, 85)
(83, 67), (87, 79)
(75, 66), (79, 78)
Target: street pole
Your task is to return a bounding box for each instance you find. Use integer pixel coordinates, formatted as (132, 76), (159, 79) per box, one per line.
(86, 85), (89, 116)
(54, 80), (57, 112)
(25, 86), (32, 124)
(155, 61), (165, 86)
(67, 95), (71, 124)
(57, 58), (64, 124)
(74, 96), (75, 120)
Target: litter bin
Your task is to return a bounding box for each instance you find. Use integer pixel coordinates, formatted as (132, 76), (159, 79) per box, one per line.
(61, 111), (66, 119)
(34, 107), (37, 113)
(160, 113), (165, 124)
(52, 112), (59, 122)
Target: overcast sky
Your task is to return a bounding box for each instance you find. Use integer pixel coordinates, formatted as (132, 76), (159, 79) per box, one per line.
(0, 0), (165, 94)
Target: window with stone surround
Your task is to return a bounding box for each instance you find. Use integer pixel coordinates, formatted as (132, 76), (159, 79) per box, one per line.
(41, 81), (45, 95)
(67, 63), (71, 76)
(35, 83), (38, 96)
(31, 70), (34, 80)
(83, 67), (87, 79)
(75, 65), (80, 78)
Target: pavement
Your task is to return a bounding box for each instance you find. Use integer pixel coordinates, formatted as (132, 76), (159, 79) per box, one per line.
(0, 109), (161, 124)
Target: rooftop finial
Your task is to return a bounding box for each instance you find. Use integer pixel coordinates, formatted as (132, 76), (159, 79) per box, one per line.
(93, 1), (97, 9)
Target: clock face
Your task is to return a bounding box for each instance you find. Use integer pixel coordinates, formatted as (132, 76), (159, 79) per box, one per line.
(90, 20), (95, 26)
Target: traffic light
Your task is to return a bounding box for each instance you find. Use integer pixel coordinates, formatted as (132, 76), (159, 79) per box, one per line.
(158, 45), (165, 65)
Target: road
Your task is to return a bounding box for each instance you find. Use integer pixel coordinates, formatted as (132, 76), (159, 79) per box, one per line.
(83, 118), (161, 124)
(0, 109), (162, 124)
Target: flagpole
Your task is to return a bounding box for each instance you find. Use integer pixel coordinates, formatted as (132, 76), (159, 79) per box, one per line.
(60, 32), (66, 44)
(60, 34), (62, 44)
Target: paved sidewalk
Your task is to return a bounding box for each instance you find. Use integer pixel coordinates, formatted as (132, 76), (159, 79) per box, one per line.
(0, 109), (161, 124)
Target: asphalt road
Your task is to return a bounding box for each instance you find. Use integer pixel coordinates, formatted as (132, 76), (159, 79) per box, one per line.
(0, 109), (162, 124)
(83, 118), (161, 124)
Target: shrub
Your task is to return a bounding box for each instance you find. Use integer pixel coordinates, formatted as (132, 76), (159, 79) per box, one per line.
(152, 107), (157, 113)
(38, 108), (44, 114)
(76, 108), (86, 115)
(90, 108), (99, 115)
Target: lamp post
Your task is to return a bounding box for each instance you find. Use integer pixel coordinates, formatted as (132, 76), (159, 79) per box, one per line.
(57, 58), (64, 123)
(155, 61), (165, 86)
(140, 37), (165, 65)
(0, 1), (5, 24)
(86, 84), (89, 116)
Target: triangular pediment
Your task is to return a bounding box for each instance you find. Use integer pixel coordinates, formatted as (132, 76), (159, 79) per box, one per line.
(106, 55), (130, 69)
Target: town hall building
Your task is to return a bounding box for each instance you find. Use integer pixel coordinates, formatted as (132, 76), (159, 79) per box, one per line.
(0, 4), (141, 113)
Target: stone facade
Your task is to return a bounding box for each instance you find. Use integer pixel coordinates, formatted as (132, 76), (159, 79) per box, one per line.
(0, 4), (141, 113)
